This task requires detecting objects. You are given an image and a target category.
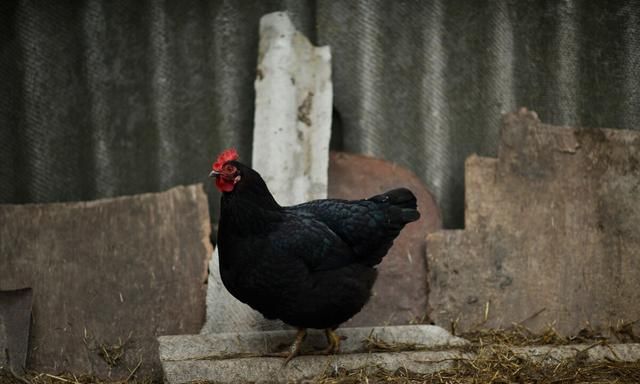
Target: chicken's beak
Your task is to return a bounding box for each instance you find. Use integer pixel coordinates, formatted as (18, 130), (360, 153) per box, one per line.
(209, 170), (220, 178)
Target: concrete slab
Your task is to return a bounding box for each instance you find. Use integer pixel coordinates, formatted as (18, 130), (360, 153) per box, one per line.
(163, 325), (467, 360)
(0, 185), (212, 379)
(252, 11), (332, 206)
(160, 325), (468, 383)
(160, 324), (640, 383)
(428, 108), (640, 335)
(162, 350), (469, 384)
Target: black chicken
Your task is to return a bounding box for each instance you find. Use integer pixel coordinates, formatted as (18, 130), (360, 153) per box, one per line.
(209, 148), (420, 363)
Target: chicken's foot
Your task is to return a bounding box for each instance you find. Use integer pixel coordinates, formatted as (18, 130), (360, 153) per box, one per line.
(264, 328), (306, 366)
(282, 328), (306, 365)
(320, 328), (342, 355)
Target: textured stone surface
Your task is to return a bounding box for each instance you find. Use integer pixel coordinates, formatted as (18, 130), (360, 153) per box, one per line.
(159, 324), (640, 384)
(428, 109), (640, 335)
(163, 325), (467, 360)
(162, 350), (466, 384)
(0, 288), (32, 374)
(329, 152), (441, 326)
(164, 351), (470, 384)
(0, 185), (212, 379)
(160, 325), (468, 384)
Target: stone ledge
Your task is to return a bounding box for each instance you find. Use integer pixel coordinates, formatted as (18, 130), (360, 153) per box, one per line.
(160, 325), (468, 383)
(159, 325), (640, 383)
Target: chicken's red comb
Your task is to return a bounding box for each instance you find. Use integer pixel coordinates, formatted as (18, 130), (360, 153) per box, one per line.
(213, 148), (239, 171)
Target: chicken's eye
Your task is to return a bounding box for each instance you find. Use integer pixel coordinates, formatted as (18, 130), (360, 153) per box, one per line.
(223, 164), (236, 174)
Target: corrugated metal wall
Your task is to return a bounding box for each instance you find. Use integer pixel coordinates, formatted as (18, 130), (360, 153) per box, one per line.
(1, 0), (639, 228)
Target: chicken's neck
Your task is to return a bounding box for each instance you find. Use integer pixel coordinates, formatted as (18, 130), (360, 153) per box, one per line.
(219, 177), (282, 236)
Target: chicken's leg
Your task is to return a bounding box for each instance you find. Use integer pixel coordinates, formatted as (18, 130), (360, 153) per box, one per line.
(283, 328), (306, 365)
(321, 328), (342, 355)
(265, 328), (306, 365)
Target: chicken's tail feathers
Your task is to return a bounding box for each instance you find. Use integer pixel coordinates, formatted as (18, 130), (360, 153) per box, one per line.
(370, 188), (421, 224)
(351, 188), (420, 267)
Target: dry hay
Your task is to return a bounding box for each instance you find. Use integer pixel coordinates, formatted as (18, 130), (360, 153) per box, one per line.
(315, 348), (640, 383)
(315, 321), (640, 383)
(2, 322), (639, 384)
(0, 370), (153, 384)
(460, 319), (639, 346)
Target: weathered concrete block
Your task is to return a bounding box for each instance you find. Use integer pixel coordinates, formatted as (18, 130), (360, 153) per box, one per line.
(0, 185), (212, 379)
(160, 325), (468, 384)
(161, 350), (468, 384)
(164, 325), (467, 360)
(160, 323), (640, 383)
(428, 109), (640, 335)
(252, 11), (332, 205)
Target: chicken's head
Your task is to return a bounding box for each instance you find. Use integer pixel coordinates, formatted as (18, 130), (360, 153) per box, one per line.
(209, 148), (241, 192)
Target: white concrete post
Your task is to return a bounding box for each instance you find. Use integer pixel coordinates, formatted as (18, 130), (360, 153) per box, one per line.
(252, 11), (332, 205)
